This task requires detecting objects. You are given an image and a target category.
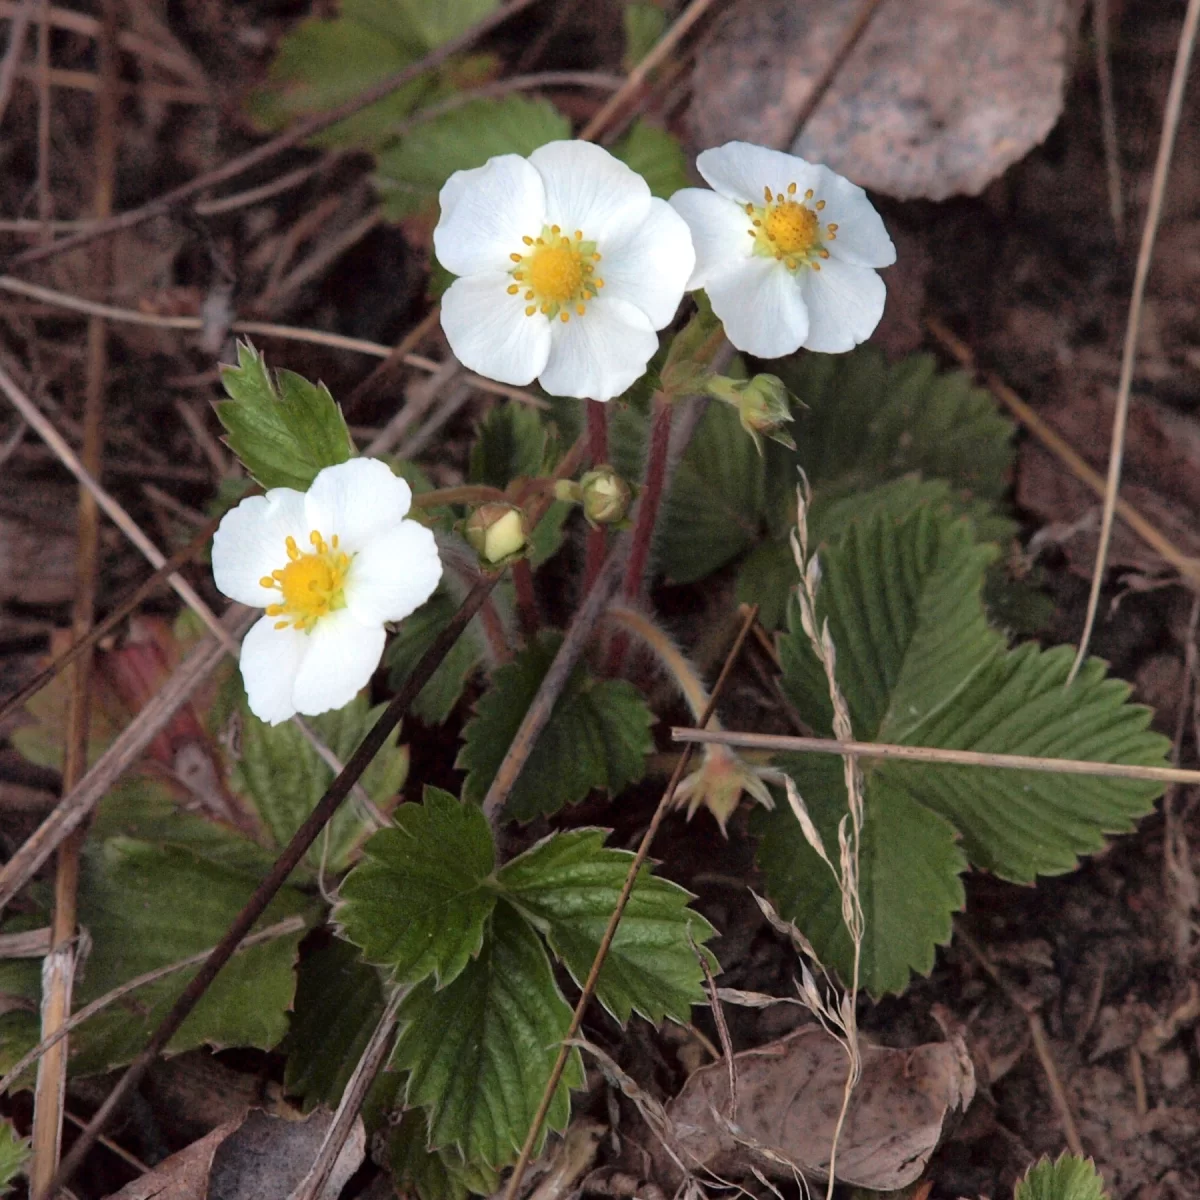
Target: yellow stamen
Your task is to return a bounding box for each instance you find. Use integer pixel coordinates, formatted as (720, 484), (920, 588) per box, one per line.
(507, 284), (519, 295)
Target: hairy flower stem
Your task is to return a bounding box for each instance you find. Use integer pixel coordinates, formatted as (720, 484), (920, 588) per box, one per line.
(608, 393), (672, 672)
(584, 399), (609, 593)
(607, 604), (709, 723)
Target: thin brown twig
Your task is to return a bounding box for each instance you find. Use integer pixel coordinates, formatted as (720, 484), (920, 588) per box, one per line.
(1072, 0), (1200, 681)
(35, 0), (49, 234)
(0, 0), (205, 85)
(30, 6), (117, 1182)
(501, 605), (759, 1200)
(0, 513), (221, 729)
(0, 0), (36, 125)
(0, 606), (257, 915)
(926, 317), (1200, 589)
(0, 274), (539, 404)
(46, 439), (584, 1193)
(343, 305), (441, 414)
(1093, 0), (1124, 237)
(0, 916), (306, 1096)
(783, 0), (889, 148)
(671, 727), (1200, 786)
(579, 0), (722, 141)
(8, 0), (542, 272)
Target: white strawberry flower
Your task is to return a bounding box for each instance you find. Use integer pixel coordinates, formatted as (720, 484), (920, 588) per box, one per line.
(212, 458), (441, 725)
(433, 140), (695, 402)
(670, 141), (895, 358)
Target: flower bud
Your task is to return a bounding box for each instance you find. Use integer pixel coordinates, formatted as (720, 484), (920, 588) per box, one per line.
(705, 373), (796, 455)
(464, 503), (528, 566)
(579, 465), (632, 527)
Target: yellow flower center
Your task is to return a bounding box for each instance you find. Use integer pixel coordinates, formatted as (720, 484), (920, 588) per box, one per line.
(745, 182), (839, 272)
(507, 225), (604, 323)
(765, 201), (818, 255)
(260, 531), (351, 632)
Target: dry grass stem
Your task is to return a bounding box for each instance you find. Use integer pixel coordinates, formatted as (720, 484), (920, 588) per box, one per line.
(673, 728), (1200, 786)
(927, 317), (1200, 589)
(580, 0), (722, 141)
(787, 480), (863, 1198)
(0, 274), (540, 404)
(290, 987), (406, 1200)
(30, 10), (118, 1182)
(9, 0), (541, 271)
(1071, 0), (1200, 680)
(0, 0), (37, 124)
(0, 916), (305, 1097)
(0, 608), (256, 914)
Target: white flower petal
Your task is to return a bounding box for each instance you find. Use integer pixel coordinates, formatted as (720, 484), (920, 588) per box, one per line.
(345, 520), (442, 626)
(696, 142), (825, 206)
(597, 198), (694, 329)
(538, 297), (657, 402)
(441, 273), (553, 387)
(809, 165), (895, 268)
(433, 154), (546, 277)
(529, 141), (652, 244)
(291, 608), (386, 717)
(669, 188), (755, 290)
(305, 458), (413, 555)
(705, 257), (810, 359)
(240, 615), (309, 726)
(212, 487), (309, 608)
(799, 259), (887, 353)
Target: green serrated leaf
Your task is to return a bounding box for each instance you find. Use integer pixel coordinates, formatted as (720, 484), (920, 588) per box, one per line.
(377, 95), (570, 220)
(760, 507), (1169, 994)
(234, 692), (408, 873)
(623, 2), (667, 69)
(498, 829), (717, 1025)
(390, 1110), (500, 1200)
(392, 904), (585, 1168)
(0, 840), (311, 1079)
(337, 787), (497, 987)
(754, 761), (966, 997)
(215, 343), (354, 490)
(1016, 1154), (1109, 1200)
(612, 121), (690, 199)
(284, 939), (387, 1112)
(0, 1120), (28, 1196)
(458, 632), (655, 821)
(469, 402), (547, 488)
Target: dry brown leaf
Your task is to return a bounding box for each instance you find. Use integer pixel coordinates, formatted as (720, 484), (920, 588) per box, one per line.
(688, 0), (1080, 200)
(653, 1026), (975, 1191)
(108, 1109), (364, 1200)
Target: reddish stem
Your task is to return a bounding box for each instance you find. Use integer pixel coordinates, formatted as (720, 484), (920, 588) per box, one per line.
(584, 398), (608, 593)
(623, 392), (672, 600)
(512, 558), (538, 637)
(608, 393), (673, 673)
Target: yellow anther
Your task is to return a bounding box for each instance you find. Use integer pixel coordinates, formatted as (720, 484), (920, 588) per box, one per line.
(525, 305), (537, 316)
(525, 290), (534, 300)
(507, 284), (519, 295)
(560, 311), (570, 322)
(574, 229), (583, 240)
(522, 235), (534, 245)
(815, 200), (826, 211)
(827, 223), (839, 232)
(787, 182), (797, 195)
(595, 278), (604, 287)
(805, 189), (814, 199)
(576, 303), (586, 316)
(551, 224), (560, 234)
(510, 252), (523, 262)
(275, 620), (290, 630)
(763, 186), (773, 203)
(259, 575), (275, 589)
